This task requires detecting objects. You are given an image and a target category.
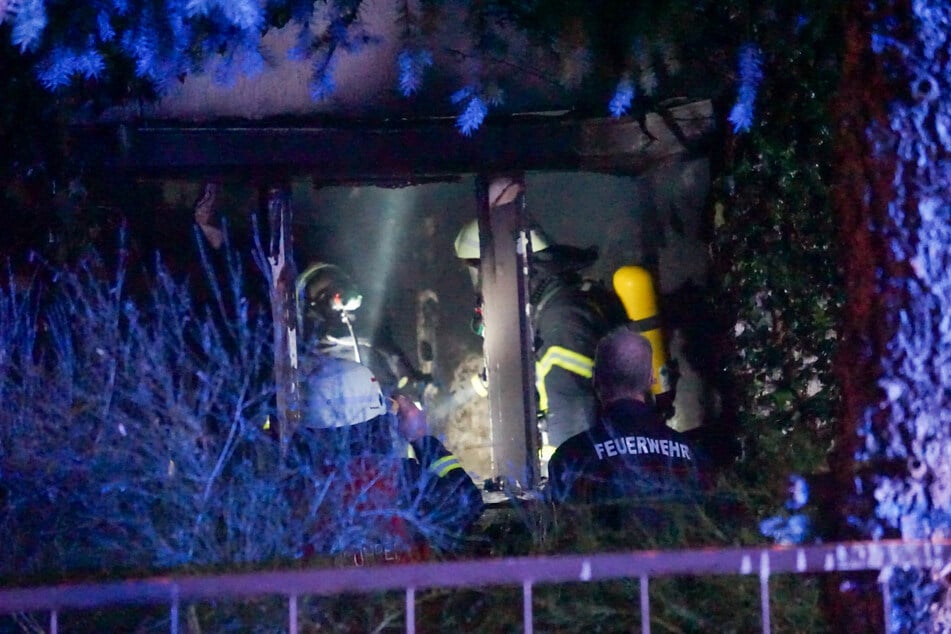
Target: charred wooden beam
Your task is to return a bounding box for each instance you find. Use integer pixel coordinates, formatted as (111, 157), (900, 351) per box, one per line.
(265, 185), (300, 454)
(69, 101), (714, 182)
(477, 175), (540, 490)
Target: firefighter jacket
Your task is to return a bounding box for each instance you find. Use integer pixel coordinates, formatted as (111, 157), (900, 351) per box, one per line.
(532, 274), (628, 450)
(402, 435), (485, 550)
(315, 335), (428, 402)
(303, 423), (485, 563)
(546, 399), (703, 505)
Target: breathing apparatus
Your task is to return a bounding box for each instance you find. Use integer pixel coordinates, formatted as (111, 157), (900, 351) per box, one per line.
(612, 265), (677, 416)
(296, 262), (364, 363)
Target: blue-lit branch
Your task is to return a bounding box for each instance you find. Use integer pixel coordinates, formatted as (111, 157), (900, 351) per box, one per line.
(8, 0), (270, 90)
(608, 74), (635, 118)
(397, 48), (432, 97)
(0, 0), (555, 135)
(451, 84), (488, 136)
(728, 43), (764, 134)
(3, 2), (760, 136)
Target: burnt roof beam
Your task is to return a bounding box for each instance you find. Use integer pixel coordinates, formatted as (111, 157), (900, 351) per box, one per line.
(69, 100), (714, 182)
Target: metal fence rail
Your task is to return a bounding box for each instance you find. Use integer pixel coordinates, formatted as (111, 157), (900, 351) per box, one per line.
(1, 540), (947, 634)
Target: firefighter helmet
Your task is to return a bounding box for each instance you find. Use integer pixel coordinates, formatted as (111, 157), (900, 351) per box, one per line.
(296, 262), (363, 337)
(453, 219), (552, 260)
(302, 357), (388, 429)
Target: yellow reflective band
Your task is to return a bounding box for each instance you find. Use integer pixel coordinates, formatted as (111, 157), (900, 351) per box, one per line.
(470, 373), (489, 398)
(537, 346), (594, 379)
(429, 455), (462, 478)
(539, 443), (556, 463)
(535, 346), (594, 413)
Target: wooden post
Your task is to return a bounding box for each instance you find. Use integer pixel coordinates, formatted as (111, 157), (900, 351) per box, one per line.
(266, 185), (300, 455)
(478, 175), (540, 490)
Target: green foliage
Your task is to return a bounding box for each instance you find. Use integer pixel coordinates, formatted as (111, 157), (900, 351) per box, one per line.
(708, 5), (845, 498)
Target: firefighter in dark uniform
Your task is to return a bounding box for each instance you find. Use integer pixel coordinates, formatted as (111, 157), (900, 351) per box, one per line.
(298, 357), (484, 560)
(454, 181), (628, 466)
(528, 243), (629, 458)
(547, 327), (704, 505)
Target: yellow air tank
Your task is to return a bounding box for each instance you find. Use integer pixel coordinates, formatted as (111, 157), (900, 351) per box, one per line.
(612, 266), (674, 400)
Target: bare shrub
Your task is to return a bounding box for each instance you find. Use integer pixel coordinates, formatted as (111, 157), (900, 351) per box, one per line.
(0, 230), (479, 632)
(0, 232), (285, 580)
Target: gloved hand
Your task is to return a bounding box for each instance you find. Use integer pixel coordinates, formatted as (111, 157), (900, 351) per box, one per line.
(395, 395), (428, 442)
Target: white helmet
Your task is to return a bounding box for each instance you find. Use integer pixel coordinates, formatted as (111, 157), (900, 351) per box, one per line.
(302, 357), (387, 429)
(453, 219), (552, 260)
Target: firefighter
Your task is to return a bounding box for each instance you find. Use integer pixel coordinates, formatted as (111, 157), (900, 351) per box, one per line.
(297, 356), (484, 561)
(546, 328), (704, 506)
(296, 261), (428, 401)
(454, 180), (628, 467)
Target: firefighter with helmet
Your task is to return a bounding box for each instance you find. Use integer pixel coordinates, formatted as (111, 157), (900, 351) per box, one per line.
(297, 356), (484, 560)
(296, 261), (428, 401)
(454, 178), (630, 469)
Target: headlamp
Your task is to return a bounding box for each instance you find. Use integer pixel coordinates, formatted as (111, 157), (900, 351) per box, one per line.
(331, 290), (363, 312)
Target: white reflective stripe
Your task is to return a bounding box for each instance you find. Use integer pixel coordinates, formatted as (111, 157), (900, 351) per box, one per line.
(429, 455), (461, 477)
